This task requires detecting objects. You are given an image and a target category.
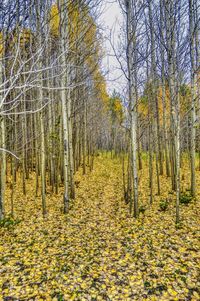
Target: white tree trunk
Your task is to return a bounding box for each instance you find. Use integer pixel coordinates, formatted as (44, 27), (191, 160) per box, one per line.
(0, 34), (6, 220)
(59, 0), (70, 213)
(189, 0), (196, 197)
(0, 116), (6, 220)
(125, 0), (138, 218)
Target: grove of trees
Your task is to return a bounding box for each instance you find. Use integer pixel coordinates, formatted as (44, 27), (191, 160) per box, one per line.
(0, 0), (199, 224)
(0, 0), (199, 300)
(116, 0), (199, 223)
(0, 0), (125, 219)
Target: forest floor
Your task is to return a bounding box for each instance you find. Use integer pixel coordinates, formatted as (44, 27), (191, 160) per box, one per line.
(0, 154), (200, 301)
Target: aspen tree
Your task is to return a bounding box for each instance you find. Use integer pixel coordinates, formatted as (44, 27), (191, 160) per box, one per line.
(164, 0), (181, 223)
(125, 0), (138, 218)
(160, 0), (170, 177)
(189, 0), (196, 197)
(148, 0), (161, 195)
(0, 32), (6, 220)
(35, 0), (47, 216)
(58, 0), (70, 213)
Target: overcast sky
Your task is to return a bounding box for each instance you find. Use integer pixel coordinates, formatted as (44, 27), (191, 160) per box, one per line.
(99, 1), (125, 95)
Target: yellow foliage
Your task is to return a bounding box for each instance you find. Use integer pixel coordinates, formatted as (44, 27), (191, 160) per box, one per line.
(49, 3), (82, 40)
(111, 97), (124, 122)
(157, 86), (170, 126)
(138, 84), (191, 127)
(1, 156), (199, 300)
(138, 101), (148, 118)
(19, 28), (31, 46)
(93, 70), (109, 105)
(0, 32), (4, 58)
(50, 4), (59, 36)
(115, 99), (122, 112)
(138, 85), (171, 126)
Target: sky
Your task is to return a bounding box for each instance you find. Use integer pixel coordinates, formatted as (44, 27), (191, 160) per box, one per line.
(99, 0), (125, 95)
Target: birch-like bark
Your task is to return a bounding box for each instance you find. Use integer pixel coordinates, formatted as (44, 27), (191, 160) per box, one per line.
(165, 0), (180, 222)
(148, 1), (161, 195)
(189, 0), (196, 197)
(175, 83), (180, 224)
(165, 0), (176, 191)
(35, 0), (47, 216)
(59, 0), (70, 213)
(83, 91), (87, 175)
(194, 0), (200, 169)
(68, 84), (75, 199)
(125, 0), (138, 218)
(0, 116), (6, 220)
(160, 0), (170, 177)
(0, 33), (6, 220)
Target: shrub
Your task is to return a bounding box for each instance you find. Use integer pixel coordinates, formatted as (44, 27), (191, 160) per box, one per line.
(0, 216), (21, 229)
(139, 205), (146, 214)
(159, 199), (169, 211)
(180, 193), (193, 205)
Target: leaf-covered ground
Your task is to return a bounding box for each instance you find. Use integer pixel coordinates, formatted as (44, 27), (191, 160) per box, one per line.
(0, 155), (200, 301)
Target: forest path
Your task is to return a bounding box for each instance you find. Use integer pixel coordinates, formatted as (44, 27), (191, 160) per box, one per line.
(1, 155), (200, 300)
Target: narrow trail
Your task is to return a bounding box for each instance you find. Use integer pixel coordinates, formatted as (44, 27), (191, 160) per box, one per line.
(0, 156), (199, 300)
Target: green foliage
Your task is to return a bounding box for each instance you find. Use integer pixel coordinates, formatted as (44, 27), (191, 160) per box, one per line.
(159, 199), (169, 211)
(180, 193), (193, 205)
(144, 280), (151, 288)
(108, 90), (123, 123)
(139, 205), (146, 214)
(141, 152), (148, 161)
(51, 292), (64, 300)
(140, 81), (154, 103)
(0, 216), (21, 229)
(140, 95), (148, 105)
(179, 84), (191, 97)
(175, 221), (183, 230)
(49, 131), (59, 140)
